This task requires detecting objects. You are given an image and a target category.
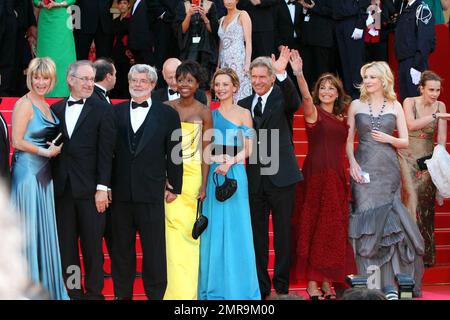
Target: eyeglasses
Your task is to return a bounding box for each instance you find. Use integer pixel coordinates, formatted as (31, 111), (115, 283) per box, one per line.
(130, 78), (151, 85)
(72, 75), (95, 83)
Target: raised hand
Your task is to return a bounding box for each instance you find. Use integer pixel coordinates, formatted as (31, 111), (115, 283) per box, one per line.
(289, 49), (303, 76)
(271, 46), (291, 75)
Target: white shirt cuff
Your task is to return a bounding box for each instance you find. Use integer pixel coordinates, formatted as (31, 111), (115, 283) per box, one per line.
(276, 71), (288, 82)
(96, 184), (108, 191)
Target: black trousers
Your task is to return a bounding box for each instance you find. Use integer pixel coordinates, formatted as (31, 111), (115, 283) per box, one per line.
(335, 19), (365, 99)
(55, 184), (105, 300)
(398, 57), (425, 101)
(249, 176), (296, 298)
(301, 45), (335, 89)
(111, 200), (167, 300)
(75, 29), (113, 60)
(0, 15), (17, 96)
(365, 41), (388, 63)
(252, 31), (275, 59)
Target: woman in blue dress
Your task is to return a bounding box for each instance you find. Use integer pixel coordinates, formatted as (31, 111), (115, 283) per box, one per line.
(198, 68), (260, 300)
(10, 57), (68, 300)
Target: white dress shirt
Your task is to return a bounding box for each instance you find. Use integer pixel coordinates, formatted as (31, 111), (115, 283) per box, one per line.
(65, 96), (85, 138)
(251, 72), (288, 117)
(285, 0), (297, 38)
(65, 96), (108, 191)
(168, 88), (180, 101)
(130, 98), (152, 133)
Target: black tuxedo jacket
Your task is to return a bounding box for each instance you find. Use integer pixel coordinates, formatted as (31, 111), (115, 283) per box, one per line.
(0, 111), (10, 182)
(76, 0), (114, 34)
(14, 0), (36, 30)
(112, 100), (183, 203)
(298, 0), (334, 48)
(128, 0), (155, 51)
(238, 76), (303, 192)
(50, 97), (116, 199)
(152, 86), (208, 105)
(238, 0), (277, 32)
(149, 0), (179, 23)
(92, 84), (110, 104)
(274, 0), (301, 49)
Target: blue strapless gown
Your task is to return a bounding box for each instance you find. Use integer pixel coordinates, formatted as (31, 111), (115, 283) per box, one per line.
(198, 109), (261, 300)
(11, 103), (69, 300)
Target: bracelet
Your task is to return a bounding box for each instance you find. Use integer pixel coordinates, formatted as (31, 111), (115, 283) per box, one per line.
(37, 147), (51, 158)
(293, 70), (303, 76)
(432, 113), (437, 119)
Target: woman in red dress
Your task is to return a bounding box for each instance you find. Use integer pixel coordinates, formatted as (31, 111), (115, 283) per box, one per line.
(289, 50), (356, 300)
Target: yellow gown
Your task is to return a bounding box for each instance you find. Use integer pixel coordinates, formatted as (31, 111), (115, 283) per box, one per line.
(164, 122), (202, 300)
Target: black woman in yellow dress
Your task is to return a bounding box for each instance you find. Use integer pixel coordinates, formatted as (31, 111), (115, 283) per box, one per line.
(163, 60), (212, 299)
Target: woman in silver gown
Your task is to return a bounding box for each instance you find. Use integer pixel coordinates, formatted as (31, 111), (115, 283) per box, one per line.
(346, 61), (425, 299)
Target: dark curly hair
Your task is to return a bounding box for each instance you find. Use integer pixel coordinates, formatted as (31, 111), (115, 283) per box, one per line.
(175, 60), (207, 87)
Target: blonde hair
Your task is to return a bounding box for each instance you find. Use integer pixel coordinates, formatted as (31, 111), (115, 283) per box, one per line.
(359, 61), (397, 103)
(212, 68), (241, 91)
(26, 57), (57, 94)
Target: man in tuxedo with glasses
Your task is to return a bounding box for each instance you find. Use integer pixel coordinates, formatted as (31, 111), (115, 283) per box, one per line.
(51, 60), (116, 300)
(110, 64), (183, 300)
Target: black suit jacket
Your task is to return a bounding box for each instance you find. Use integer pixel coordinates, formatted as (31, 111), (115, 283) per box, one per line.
(76, 0), (114, 34)
(14, 0), (36, 30)
(0, 111), (10, 182)
(51, 97), (116, 199)
(92, 84), (110, 104)
(112, 100), (183, 203)
(238, 0), (277, 32)
(238, 76), (303, 192)
(152, 86), (208, 105)
(128, 0), (155, 51)
(299, 0), (335, 48)
(274, 0), (302, 49)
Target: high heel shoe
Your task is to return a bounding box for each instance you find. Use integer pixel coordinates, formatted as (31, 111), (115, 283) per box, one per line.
(321, 288), (337, 300)
(306, 288), (324, 300)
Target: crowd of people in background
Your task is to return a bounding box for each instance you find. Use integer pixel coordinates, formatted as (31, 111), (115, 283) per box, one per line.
(0, 0), (450, 301)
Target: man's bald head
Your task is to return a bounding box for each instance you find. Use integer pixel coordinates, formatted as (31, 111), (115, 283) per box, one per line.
(162, 58), (182, 90)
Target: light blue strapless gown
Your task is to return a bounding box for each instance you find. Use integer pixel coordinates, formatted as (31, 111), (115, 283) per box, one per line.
(198, 109), (261, 300)
(11, 103), (69, 300)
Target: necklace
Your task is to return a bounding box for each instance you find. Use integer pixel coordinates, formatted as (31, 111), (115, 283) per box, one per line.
(368, 98), (386, 130)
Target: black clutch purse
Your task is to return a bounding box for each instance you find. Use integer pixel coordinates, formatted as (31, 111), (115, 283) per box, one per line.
(192, 199), (208, 240)
(417, 154), (432, 171)
(213, 173), (237, 202)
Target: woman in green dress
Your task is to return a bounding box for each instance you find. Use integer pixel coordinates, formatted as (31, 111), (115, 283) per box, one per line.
(34, 0), (76, 97)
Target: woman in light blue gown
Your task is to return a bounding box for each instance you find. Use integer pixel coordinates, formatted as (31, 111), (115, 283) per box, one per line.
(10, 57), (68, 300)
(198, 68), (260, 300)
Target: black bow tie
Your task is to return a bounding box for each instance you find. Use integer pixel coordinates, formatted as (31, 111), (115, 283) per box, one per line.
(287, 0), (296, 5)
(68, 99), (84, 107)
(104, 90), (110, 97)
(168, 89), (178, 95)
(131, 101), (149, 109)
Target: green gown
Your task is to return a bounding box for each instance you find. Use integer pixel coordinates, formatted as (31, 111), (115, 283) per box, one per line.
(423, 0), (446, 25)
(34, 0), (76, 97)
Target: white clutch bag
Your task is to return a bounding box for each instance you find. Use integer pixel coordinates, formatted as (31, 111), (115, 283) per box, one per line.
(425, 144), (450, 198)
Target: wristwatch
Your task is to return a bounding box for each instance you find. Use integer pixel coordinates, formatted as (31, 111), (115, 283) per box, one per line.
(432, 113), (437, 119)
